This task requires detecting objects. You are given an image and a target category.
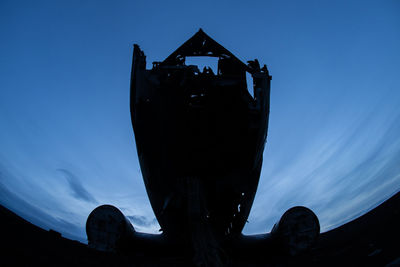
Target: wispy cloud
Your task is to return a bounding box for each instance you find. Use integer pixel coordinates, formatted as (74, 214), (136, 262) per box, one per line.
(126, 214), (160, 233)
(127, 215), (158, 227)
(57, 169), (97, 204)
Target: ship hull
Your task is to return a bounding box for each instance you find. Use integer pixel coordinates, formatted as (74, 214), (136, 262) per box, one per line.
(130, 30), (271, 243)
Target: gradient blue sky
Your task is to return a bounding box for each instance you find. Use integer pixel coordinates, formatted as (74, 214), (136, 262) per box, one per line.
(1, 0), (399, 243)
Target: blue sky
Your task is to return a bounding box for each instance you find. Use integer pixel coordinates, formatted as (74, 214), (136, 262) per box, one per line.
(0, 0), (399, 243)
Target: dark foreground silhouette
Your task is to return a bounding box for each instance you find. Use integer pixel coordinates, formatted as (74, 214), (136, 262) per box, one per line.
(1, 190), (400, 266)
(3, 30), (398, 266)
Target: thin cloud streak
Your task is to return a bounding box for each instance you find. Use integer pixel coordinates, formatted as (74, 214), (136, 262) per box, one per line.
(57, 169), (98, 204)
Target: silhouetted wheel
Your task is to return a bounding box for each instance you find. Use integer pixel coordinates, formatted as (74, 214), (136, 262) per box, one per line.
(271, 206), (320, 256)
(86, 205), (135, 252)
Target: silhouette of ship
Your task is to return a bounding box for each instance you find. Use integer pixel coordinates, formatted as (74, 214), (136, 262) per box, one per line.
(130, 29), (270, 241)
(86, 30), (320, 265)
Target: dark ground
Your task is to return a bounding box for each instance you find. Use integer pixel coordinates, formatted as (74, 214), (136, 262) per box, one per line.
(1, 191), (399, 266)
